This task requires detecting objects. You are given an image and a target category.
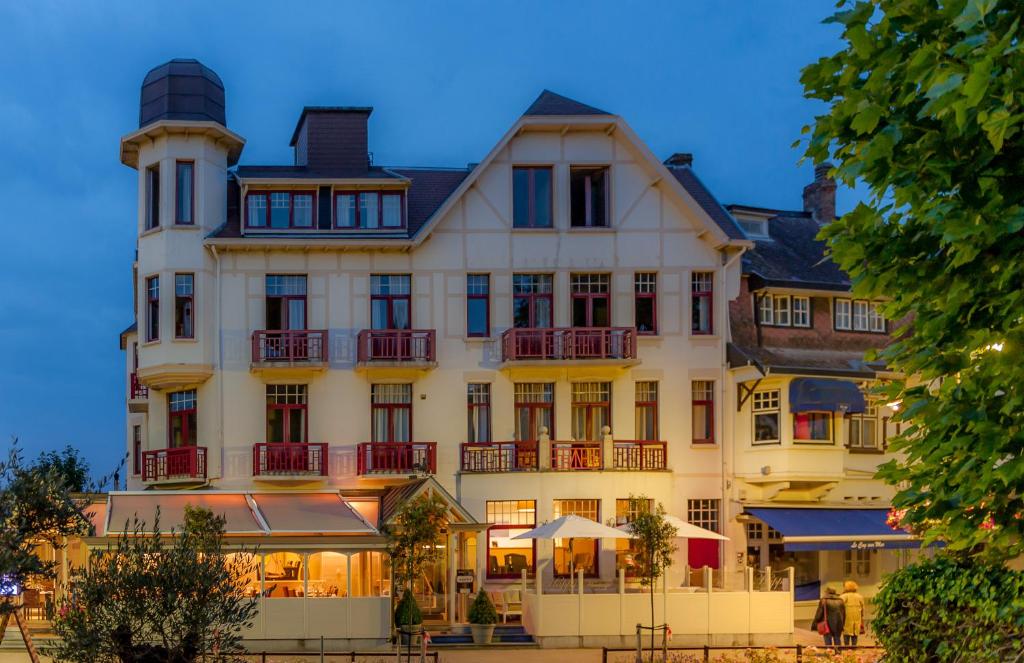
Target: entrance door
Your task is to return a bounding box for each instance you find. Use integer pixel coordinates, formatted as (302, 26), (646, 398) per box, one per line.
(414, 532), (449, 624)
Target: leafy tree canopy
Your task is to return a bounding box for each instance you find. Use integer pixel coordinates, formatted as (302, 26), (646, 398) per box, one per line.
(384, 492), (449, 591)
(33, 446), (91, 494)
(802, 0), (1024, 557)
(49, 506), (258, 663)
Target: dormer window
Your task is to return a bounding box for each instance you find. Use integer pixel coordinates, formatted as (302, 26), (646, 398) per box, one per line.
(245, 191), (316, 229)
(334, 191), (405, 229)
(737, 217), (769, 239)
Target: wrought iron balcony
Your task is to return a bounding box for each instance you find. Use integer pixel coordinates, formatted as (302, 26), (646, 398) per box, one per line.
(356, 442), (437, 475)
(611, 440), (668, 471)
(500, 327), (637, 363)
(251, 330), (328, 364)
(129, 372), (149, 400)
(252, 442), (328, 477)
(460, 441), (539, 472)
(142, 446), (207, 482)
(356, 329), (436, 365)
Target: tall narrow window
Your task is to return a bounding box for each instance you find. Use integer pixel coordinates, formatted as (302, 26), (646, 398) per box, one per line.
(270, 192), (291, 229)
(852, 300), (870, 331)
(868, 305), (886, 333)
(132, 425), (142, 475)
(146, 276), (160, 342)
(512, 274), (553, 328)
(758, 295), (773, 325)
(174, 274), (194, 339)
(371, 275), (412, 330)
(266, 275), (307, 330)
(512, 166), (553, 228)
(691, 272), (713, 334)
(514, 383), (554, 441)
(847, 404), (878, 451)
(145, 164), (160, 230)
(570, 166), (609, 227)
(168, 390), (197, 448)
(752, 390), (780, 445)
(773, 295), (790, 326)
(634, 273), (657, 334)
(687, 499), (721, 570)
(371, 384), (412, 442)
(292, 193), (314, 228)
(571, 382), (611, 440)
(466, 274), (490, 337)
(247, 193), (268, 227)
(571, 274), (610, 327)
(174, 161), (194, 225)
(467, 383), (491, 443)
(834, 298), (852, 330)
(486, 500), (536, 578)
(634, 381), (659, 441)
(553, 499), (600, 577)
(382, 193), (403, 228)
(692, 380), (715, 444)
(792, 296), (811, 327)
(266, 385), (307, 443)
(359, 192), (380, 229)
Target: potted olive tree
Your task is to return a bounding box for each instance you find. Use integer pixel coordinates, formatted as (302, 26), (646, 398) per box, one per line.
(393, 588), (423, 646)
(468, 588), (498, 644)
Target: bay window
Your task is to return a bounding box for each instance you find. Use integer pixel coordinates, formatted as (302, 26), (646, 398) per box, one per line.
(145, 164), (160, 230)
(146, 275), (159, 342)
(794, 412), (832, 442)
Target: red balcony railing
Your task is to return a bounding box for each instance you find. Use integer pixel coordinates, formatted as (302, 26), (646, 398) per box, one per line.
(129, 372), (149, 400)
(460, 441), (539, 472)
(252, 330), (328, 364)
(550, 442), (603, 471)
(501, 327), (636, 362)
(356, 329), (435, 363)
(252, 442), (328, 476)
(356, 442), (437, 475)
(612, 440), (668, 471)
(142, 446), (207, 482)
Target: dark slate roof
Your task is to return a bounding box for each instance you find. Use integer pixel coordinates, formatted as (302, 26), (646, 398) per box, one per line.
(380, 479), (428, 525)
(728, 343), (884, 378)
(289, 106), (373, 146)
(728, 205), (850, 290)
(234, 165), (400, 180)
(667, 165), (747, 241)
(140, 58), (226, 128)
(523, 90), (610, 116)
(209, 166), (468, 240)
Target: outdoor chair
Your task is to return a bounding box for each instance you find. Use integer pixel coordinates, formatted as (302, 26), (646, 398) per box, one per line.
(21, 589), (41, 619)
(499, 589), (522, 623)
(573, 552), (594, 574)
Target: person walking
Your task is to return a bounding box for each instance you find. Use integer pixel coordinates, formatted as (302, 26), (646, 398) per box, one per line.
(840, 580), (867, 647)
(810, 586), (846, 649)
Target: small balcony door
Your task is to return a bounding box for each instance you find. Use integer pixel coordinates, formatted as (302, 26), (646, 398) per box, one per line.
(512, 274), (553, 328)
(371, 384), (412, 442)
(514, 383), (554, 441)
(266, 385), (307, 443)
(572, 382), (611, 441)
(168, 390), (197, 448)
(371, 275), (411, 330)
(571, 274), (610, 327)
(266, 275), (307, 330)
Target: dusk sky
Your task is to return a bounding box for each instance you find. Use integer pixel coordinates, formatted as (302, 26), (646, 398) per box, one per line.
(0, 1), (856, 476)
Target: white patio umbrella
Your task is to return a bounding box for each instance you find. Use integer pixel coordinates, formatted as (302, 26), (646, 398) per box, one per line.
(513, 515), (631, 590)
(617, 514), (729, 541)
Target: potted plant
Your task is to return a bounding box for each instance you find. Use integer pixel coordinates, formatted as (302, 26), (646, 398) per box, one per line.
(468, 588), (498, 644)
(394, 588), (422, 646)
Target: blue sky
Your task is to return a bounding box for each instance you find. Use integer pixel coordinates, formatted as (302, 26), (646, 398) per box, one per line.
(0, 1), (851, 476)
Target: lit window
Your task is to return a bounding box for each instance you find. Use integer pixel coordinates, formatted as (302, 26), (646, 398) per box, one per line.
(691, 272), (713, 334)
(752, 390), (780, 445)
(692, 381), (715, 444)
(371, 384), (412, 443)
(514, 383), (554, 441)
(553, 499), (600, 577)
(794, 412), (832, 442)
(467, 383), (491, 444)
(634, 273), (657, 334)
(486, 500), (536, 578)
(792, 296), (810, 327)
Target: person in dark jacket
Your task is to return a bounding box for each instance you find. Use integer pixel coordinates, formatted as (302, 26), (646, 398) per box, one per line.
(810, 586), (846, 649)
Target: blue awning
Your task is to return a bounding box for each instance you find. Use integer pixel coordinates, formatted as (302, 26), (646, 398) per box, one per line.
(789, 378), (866, 414)
(745, 507), (920, 551)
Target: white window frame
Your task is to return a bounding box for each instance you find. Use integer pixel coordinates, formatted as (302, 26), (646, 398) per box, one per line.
(834, 298), (852, 330)
(752, 389), (781, 445)
(758, 295), (774, 325)
(792, 296), (810, 327)
(868, 305), (886, 332)
(843, 549), (873, 577)
(773, 295), (790, 326)
(852, 300), (870, 331)
(847, 404), (879, 450)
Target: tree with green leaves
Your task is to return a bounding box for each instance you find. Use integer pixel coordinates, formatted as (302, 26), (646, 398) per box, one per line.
(49, 506), (258, 663)
(802, 0), (1024, 556)
(384, 492), (449, 599)
(32, 446), (91, 494)
(623, 496), (676, 663)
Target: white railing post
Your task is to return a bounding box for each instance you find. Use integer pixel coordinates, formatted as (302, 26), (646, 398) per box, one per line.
(578, 567), (585, 643)
(765, 566), (773, 592)
(703, 566), (713, 593)
(746, 566), (754, 592)
(601, 425), (613, 470)
(538, 426), (551, 471)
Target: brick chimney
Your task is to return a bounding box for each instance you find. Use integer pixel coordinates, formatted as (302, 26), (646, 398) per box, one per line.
(664, 152), (693, 168)
(803, 162), (836, 223)
(290, 106), (373, 172)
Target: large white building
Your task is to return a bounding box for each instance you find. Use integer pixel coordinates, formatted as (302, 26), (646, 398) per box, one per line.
(108, 59), (908, 645)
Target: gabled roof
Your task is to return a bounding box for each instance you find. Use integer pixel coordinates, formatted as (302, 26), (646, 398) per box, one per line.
(380, 477), (477, 527)
(727, 205), (850, 291)
(667, 165), (746, 241)
(523, 90), (610, 116)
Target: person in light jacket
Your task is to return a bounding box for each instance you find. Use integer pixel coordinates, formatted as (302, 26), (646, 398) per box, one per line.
(810, 586), (846, 649)
(840, 580), (867, 646)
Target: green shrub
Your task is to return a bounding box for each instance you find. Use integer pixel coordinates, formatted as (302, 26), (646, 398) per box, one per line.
(393, 588), (422, 627)
(872, 555), (1024, 662)
(468, 589), (498, 625)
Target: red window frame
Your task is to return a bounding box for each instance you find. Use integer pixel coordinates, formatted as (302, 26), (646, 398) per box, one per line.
(168, 390), (197, 448)
(466, 274), (490, 337)
(571, 383), (612, 441)
(553, 499), (601, 578)
(691, 380), (715, 444)
(467, 383), (491, 444)
(145, 164), (160, 230)
(570, 274), (611, 328)
(634, 381), (659, 441)
(333, 190), (406, 229)
(514, 384), (555, 441)
(145, 275), (159, 342)
(174, 273), (194, 339)
(486, 500), (537, 580)
(512, 274), (553, 328)
(634, 273), (657, 335)
(265, 275), (307, 330)
(244, 190), (317, 229)
(569, 166), (610, 228)
(370, 274), (412, 330)
(132, 424), (142, 475)
(266, 385), (308, 444)
(174, 160), (194, 225)
(691, 272), (714, 335)
(513, 166), (553, 228)
(371, 384), (413, 442)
